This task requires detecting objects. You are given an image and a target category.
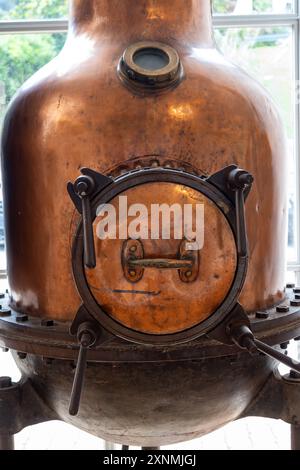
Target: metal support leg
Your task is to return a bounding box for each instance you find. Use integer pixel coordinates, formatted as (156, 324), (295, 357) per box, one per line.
(0, 434), (14, 450)
(291, 424), (300, 450)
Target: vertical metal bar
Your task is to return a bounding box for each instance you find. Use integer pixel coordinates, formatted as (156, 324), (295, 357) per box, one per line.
(291, 424), (300, 450)
(0, 434), (14, 450)
(293, 9), (300, 270)
(69, 345), (88, 416)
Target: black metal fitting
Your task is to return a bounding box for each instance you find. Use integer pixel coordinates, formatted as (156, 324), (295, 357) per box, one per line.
(229, 323), (257, 354)
(276, 305), (290, 313)
(256, 311), (269, 319)
(228, 168), (254, 191)
(41, 319), (55, 327)
(69, 317), (101, 417)
(16, 314), (28, 323)
(0, 309), (11, 318)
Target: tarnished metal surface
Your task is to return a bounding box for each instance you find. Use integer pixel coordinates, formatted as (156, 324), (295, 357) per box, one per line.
(13, 352), (276, 447)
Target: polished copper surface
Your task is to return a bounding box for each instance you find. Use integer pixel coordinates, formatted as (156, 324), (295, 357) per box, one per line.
(1, 0), (287, 323)
(86, 182), (237, 335)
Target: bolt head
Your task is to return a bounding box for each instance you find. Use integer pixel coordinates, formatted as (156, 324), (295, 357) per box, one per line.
(130, 246), (137, 253)
(256, 311), (269, 319)
(280, 342), (289, 350)
(185, 271), (193, 278)
(16, 314), (28, 323)
(129, 270), (137, 277)
(41, 319), (54, 327)
(276, 305), (290, 313)
(0, 309), (11, 318)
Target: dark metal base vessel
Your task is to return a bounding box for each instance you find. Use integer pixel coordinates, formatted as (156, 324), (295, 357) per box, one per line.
(1, 286), (300, 449)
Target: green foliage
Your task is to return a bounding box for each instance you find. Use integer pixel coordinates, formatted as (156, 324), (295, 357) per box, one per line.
(0, 34), (64, 102)
(213, 0), (273, 13)
(0, 1), (67, 106)
(9, 0), (67, 19)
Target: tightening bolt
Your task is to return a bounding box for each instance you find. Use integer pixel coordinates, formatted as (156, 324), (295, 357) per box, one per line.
(0, 309), (11, 318)
(256, 311), (269, 319)
(16, 314), (28, 323)
(276, 305), (290, 313)
(41, 319), (55, 327)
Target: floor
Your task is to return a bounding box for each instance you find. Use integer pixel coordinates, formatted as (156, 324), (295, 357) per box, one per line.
(0, 348), (296, 450)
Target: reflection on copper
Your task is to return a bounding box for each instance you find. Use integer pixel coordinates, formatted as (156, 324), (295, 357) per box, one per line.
(169, 104), (193, 120)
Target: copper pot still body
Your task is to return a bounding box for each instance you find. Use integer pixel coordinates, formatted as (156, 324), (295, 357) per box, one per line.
(0, 0), (291, 447)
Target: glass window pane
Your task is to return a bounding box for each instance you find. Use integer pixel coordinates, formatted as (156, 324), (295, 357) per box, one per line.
(215, 26), (296, 262)
(0, 0), (68, 20)
(213, 0), (295, 14)
(0, 33), (66, 270)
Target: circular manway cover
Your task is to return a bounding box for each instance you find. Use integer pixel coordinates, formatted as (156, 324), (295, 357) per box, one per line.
(85, 182), (237, 335)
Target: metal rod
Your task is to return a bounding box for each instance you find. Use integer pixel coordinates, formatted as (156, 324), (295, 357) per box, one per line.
(129, 258), (193, 270)
(69, 345), (88, 416)
(291, 424), (300, 450)
(0, 434), (14, 450)
(82, 196), (96, 269)
(254, 339), (300, 373)
(235, 189), (248, 257)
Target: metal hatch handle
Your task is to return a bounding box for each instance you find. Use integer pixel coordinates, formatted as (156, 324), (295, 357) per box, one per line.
(230, 323), (300, 374)
(228, 168), (254, 258)
(73, 176), (96, 269)
(69, 321), (99, 416)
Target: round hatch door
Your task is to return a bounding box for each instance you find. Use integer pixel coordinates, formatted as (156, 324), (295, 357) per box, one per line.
(84, 181), (237, 336)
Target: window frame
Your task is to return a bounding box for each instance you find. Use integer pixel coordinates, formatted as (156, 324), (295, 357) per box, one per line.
(0, 2), (299, 281)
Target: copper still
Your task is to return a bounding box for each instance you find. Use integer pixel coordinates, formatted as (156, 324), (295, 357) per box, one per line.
(1, 0), (300, 450)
